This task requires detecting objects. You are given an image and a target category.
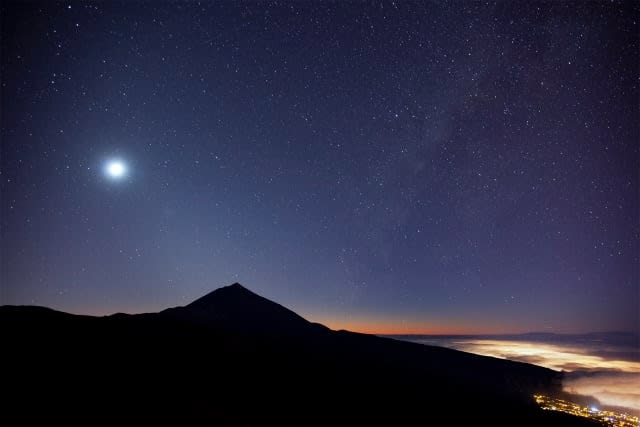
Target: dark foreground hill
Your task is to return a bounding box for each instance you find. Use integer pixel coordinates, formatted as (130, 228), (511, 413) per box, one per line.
(2, 283), (597, 426)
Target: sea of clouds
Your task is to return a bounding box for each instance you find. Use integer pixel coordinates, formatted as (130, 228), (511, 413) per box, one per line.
(392, 333), (640, 413)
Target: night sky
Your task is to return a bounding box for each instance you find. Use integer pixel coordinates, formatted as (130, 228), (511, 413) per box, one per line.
(1, 1), (638, 334)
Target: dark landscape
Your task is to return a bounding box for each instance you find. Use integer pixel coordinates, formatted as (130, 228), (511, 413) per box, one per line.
(3, 283), (598, 426)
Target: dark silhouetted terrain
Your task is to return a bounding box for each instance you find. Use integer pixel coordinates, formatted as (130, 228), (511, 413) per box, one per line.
(2, 283), (599, 425)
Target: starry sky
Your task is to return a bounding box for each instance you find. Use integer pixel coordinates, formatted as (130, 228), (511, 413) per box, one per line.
(1, 1), (638, 334)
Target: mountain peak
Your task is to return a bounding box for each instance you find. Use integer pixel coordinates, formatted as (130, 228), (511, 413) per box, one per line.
(186, 282), (258, 309)
(226, 282), (250, 292)
(167, 283), (326, 337)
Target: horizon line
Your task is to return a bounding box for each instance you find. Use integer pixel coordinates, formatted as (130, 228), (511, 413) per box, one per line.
(3, 302), (636, 337)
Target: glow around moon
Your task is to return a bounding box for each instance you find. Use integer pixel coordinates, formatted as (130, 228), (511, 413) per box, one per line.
(105, 160), (127, 179)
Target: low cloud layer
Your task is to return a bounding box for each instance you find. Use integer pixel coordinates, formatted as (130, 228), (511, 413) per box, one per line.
(563, 371), (640, 412)
(401, 335), (640, 412)
(442, 339), (640, 373)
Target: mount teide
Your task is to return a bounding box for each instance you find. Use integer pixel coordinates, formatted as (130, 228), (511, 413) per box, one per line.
(160, 283), (328, 336)
(1, 283), (595, 425)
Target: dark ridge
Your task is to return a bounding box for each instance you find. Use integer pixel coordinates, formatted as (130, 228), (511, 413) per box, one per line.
(1, 283), (595, 426)
(0, 305), (86, 319)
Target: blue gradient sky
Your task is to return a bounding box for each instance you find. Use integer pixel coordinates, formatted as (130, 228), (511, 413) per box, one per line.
(1, 1), (638, 334)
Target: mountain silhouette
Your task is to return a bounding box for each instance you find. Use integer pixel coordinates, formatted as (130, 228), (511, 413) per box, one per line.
(161, 282), (328, 336)
(1, 283), (597, 426)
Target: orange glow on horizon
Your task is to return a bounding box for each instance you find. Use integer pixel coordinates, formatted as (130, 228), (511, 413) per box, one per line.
(313, 317), (501, 335)
(304, 309), (585, 335)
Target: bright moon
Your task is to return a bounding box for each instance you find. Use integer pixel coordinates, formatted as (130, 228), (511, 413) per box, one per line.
(105, 160), (127, 179)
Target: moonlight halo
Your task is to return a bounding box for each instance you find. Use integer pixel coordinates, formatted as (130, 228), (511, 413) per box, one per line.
(105, 159), (127, 180)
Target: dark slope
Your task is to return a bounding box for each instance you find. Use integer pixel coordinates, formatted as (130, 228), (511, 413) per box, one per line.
(1, 284), (597, 426)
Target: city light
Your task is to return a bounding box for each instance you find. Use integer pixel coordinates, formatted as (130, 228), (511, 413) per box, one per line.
(534, 394), (638, 427)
